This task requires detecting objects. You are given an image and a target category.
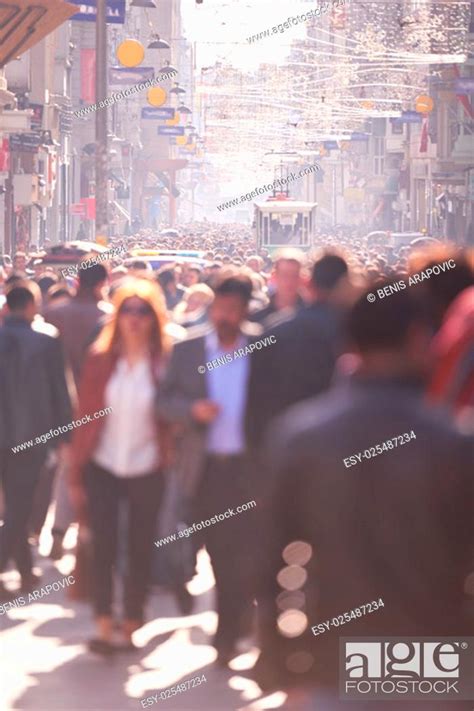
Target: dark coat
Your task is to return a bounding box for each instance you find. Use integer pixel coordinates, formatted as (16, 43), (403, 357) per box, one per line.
(43, 294), (113, 387)
(245, 301), (342, 450)
(0, 315), (73, 448)
(256, 375), (474, 690)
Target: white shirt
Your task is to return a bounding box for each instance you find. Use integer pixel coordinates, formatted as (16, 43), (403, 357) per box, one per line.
(93, 357), (160, 477)
(205, 331), (250, 455)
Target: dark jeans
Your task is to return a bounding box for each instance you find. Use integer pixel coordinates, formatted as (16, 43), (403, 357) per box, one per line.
(194, 453), (257, 651)
(84, 462), (164, 621)
(0, 447), (47, 577)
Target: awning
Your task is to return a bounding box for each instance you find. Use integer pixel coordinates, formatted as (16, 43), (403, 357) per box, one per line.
(0, 0), (78, 68)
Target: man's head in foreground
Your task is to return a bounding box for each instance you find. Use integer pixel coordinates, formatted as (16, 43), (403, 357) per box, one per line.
(210, 273), (253, 344)
(5, 282), (40, 322)
(309, 253), (349, 305)
(272, 248), (305, 308)
(347, 281), (432, 380)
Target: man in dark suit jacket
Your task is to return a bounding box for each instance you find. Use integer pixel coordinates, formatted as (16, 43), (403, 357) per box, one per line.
(246, 253), (350, 452)
(248, 248), (305, 327)
(0, 283), (73, 597)
(255, 282), (473, 709)
(157, 273), (261, 665)
(42, 261), (112, 559)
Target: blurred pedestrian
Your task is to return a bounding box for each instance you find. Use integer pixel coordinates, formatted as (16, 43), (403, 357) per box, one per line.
(0, 282), (73, 598)
(69, 278), (172, 654)
(43, 262), (113, 559)
(156, 267), (186, 311)
(255, 283), (473, 697)
(249, 248), (305, 326)
(173, 283), (214, 328)
(157, 273), (261, 665)
(428, 285), (474, 420)
(246, 253), (350, 452)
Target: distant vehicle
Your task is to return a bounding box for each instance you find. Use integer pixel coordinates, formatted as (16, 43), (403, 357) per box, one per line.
(365, 231), (438, 250)
(127, 248), (208, 271)
(36, 241), (111, 273)
(409, 236), (441, 250)
(254, 197), (318, 253)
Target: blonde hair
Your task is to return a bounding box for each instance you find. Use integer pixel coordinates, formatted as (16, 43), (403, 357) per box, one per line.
(94, 277), (170, 357)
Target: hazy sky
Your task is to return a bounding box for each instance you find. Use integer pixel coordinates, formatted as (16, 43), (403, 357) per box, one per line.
(181, 0), (311, 70)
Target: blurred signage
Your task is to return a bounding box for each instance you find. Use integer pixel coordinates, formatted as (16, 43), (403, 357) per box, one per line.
(0, 138), (10, 171)
(141, 107), (175, 120)
(80, 197), (96, 219)
(109, 66), (154, 85)
(70, 202), (86, 215)
(468, 170), (474, 201)
(158, 126), (185, 136)
(60, 107), (73, 135)
(455, 78), (474, 94)
(29, 103), (43, 131)
(71, 0), (126, 23)
(81, 49), (96, 103)
(392, 111), (422, 125)
(344, 187), (365, 203)
(9, 132), (41, 152)
(323, 140), (338, 150)
(350, 132), (369, 141)
(331, 4), (346, 29)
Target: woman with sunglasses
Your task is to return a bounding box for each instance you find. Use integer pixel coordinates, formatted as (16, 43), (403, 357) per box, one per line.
(69, 278), (172, 654)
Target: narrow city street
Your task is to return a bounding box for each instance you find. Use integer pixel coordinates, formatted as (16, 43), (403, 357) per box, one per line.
(0, 528), (285, 711)
(0, 0), (473, 709)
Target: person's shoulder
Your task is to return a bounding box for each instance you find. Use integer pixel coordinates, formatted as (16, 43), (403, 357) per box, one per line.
(97, 300), (114, 315)
(268, 389), (343, 450)
(173, 323), (211, 352)
(31, 316), (59, 340)
(264, 309), (300, 338)
(165, 321), (187, 343)
(81, 348), (115, 374)
(242, 321), (263, 340)
(248, 302), (272, 323)
(43, 299), (74, 318)
(412, 402), (474, 447)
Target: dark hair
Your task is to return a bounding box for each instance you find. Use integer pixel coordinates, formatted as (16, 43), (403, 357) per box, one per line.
(37, 274), (59, 297)
(156, 267), (176, 289)
(6, 285), (36, 311)
(5, 272), (27, 287)
(213, 273), (253, 305)
(48, 284), (74, 302)
(128, 259), (149, 270)
(78, 262), (108, 289)
(347, 281), (427, 352)
(311, 254), (348, 290)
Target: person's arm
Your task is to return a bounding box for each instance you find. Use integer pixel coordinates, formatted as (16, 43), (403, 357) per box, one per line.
(156, 345), (197, 425)
(46, 336), (74, 440)
(245, 342), (275, 450)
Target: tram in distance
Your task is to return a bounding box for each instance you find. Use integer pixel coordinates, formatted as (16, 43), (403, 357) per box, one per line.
(253, 194), (318, 253)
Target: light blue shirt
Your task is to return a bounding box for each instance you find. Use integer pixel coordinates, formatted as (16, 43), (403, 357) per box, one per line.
(205, 331), (250, 455)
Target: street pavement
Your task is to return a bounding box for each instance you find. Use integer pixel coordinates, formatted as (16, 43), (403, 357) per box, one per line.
(0, 526), (290, 711)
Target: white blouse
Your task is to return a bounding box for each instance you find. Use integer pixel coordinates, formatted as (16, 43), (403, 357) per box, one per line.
(93, 357), (160, 477)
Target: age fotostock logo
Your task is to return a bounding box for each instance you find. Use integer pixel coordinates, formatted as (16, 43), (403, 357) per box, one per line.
(339, 638), (474, 700)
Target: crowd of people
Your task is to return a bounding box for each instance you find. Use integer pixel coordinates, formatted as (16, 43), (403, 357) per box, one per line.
(0, 222), (473, 709)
